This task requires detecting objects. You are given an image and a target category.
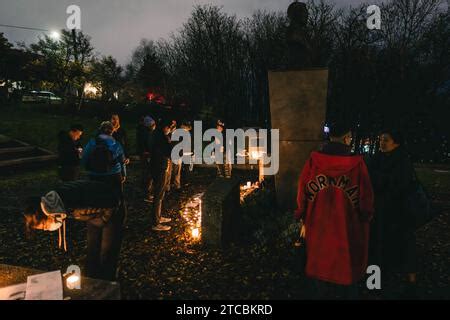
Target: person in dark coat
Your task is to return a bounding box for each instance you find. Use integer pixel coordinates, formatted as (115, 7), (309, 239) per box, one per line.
(136, 116), (157, 202)
(367, 129), (417, 298)
(170, 121), (193, 191)
(149, 119), (173, 232)
(57, 124), (84, 181)
(24, 180), (123, 281)
(111, 113), (130, 165)
(215, 120), (232, 178)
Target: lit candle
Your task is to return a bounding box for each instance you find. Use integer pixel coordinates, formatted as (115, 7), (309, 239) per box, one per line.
(191, 228), (200, 240)
(66, 274), (80, 290)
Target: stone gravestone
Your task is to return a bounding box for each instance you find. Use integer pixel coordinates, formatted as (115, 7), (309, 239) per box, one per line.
(269, 69), (328, 212)
(202, 177), (241, 247)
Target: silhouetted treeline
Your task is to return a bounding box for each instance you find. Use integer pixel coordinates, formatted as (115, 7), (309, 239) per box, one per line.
(1, 0), (449, 162)
(125, 1), (448, 161)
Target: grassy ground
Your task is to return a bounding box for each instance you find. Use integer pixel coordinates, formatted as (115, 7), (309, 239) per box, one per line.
(416, 168), (450, 195)
(0, 104), (137, 153)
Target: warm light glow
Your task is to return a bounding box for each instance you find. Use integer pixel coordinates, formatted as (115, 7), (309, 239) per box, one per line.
(182, 193), (203, 243)
(250, 151), (263, 160)
(66, 274), (80, 290)
(84, 82), (99, 96)
(240, 182), (260, 203)
(191, 228), (200, 239)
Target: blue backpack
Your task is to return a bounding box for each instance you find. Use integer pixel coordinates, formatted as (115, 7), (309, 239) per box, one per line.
(86, 137), (116, 173)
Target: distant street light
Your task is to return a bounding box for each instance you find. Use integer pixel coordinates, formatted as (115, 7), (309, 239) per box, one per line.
(50, 31), (61, 40)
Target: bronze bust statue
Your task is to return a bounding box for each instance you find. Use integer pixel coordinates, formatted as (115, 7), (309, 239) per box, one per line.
(286, 1), (312, 69)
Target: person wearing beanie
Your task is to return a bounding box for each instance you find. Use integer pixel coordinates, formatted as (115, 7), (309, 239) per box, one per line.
(23, 180), (123, 281)
(136, 115), (157, 202)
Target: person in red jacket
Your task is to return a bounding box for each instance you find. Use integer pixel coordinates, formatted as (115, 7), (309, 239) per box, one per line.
(295, 122), (375, 299)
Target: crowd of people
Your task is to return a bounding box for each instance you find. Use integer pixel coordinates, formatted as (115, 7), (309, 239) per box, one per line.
(25, 113), (200, 280)
(23, 115), (425, 299)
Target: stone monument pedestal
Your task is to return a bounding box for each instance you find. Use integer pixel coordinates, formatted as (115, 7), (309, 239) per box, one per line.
(268, 69), (328, 212)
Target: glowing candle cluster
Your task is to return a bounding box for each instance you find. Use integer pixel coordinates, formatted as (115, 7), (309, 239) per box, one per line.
(182, 193), (204, 241)
(240, 181), (260, 203)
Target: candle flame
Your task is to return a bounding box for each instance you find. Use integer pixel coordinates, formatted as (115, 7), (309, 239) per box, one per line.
(191, 228), (200, 239)
(67, 274), (80, 285)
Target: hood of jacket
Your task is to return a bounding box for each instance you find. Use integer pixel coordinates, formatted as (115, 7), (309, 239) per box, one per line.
(310, 151), (364, 176)
(97, 134), (118, 148)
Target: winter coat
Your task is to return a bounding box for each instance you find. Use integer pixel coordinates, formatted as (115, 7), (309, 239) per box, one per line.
(366, 146), (416, 271)
(54, 180), (120, 223)
(112, 127), (129, 158)
(81, 134), (126, 177)
(57, 131), (82, 167)
(151, 129), (172, 173)
(295, 149), (375, 285)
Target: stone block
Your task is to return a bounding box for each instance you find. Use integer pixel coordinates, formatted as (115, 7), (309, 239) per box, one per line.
(202, 177), (241, 247)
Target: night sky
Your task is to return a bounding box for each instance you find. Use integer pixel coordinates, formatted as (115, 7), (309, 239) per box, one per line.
(0, 0), (386, 65)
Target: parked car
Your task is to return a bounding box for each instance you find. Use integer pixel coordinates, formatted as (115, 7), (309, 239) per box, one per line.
(22, 91), (63, 104)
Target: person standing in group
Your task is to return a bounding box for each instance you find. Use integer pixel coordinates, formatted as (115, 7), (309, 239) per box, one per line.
(82, 121), (127, 194)
(295, 121), (374, 299)
(215, 120), (232, 178)
(137, 115), (157, 202)
(111, 113), (130, 166)
(170, 121), (193, 192)
(366, 129), (418, 299)
(166, 120), (178, 193)
(57, 124), (84, 182)
(81, 121), (128, 278)
(150, 119), (174, 232)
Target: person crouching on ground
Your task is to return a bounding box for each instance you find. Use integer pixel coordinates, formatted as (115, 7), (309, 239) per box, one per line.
(24, 180), (123, 281)
(294, 121), (375, 299)
(150, 119), (174, 232)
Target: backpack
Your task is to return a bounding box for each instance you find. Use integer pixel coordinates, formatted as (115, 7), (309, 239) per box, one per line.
(86, 137), (116, 173)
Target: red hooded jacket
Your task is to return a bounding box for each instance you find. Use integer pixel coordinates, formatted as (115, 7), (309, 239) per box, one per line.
(295, 151), (374, 285)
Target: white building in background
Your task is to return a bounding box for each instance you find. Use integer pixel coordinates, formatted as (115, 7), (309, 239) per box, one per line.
(83, 82), (120, 100)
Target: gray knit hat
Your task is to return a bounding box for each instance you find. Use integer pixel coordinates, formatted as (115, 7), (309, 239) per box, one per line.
(99, 121), (114, 134)
(40, 191), (67, 216)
